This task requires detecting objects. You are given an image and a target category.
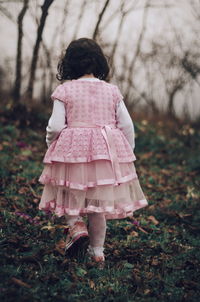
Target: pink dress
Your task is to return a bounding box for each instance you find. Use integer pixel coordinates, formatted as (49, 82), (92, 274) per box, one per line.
(39, 79), (148, 219)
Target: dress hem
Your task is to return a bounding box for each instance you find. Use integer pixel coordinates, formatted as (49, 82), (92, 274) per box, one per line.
(39, 173), (138, 190)
(39, 198), (148, 220)
(43, 154), (136, 164)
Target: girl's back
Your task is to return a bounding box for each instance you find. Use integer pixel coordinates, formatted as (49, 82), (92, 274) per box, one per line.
(43, 78), (135, 164)
(53, 79), (120, 126)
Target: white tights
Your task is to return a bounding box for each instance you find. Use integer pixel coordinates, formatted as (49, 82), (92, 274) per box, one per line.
(65, 213), (106, 257)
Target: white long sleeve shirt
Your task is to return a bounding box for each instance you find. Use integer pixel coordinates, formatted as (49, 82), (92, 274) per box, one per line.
(46, 99), (135, 150)
(116, 100), (135, 149)
(46, 100), (67, 147)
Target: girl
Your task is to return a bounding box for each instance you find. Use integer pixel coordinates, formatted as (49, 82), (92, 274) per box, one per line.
(39, 38), (148, 265)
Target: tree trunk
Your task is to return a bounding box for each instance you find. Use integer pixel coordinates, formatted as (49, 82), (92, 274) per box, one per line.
(109, 0), (139, 70)
(26, 0), (54, 100)
(13, 0), (29, 102)
(168, 84), (183, 117)
(124, 0), (150, 101)
(92, 0), (110, 40)
(72, 0), (87, 40)
(109, 13), (125, 71)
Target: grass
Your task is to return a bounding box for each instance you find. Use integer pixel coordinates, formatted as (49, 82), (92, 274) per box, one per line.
(0, 111), (200, 302)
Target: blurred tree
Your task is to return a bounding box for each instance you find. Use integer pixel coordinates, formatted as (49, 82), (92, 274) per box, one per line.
(124, 0), (150, 101)
(13, 0), (29, 103)
(72, 0), (87, 40)
(109, 0), (139, 73)
(0, 0), (199, 120)
(0, 3), (15, 22)
(180, 0), (200, 85)
(92, 0), (111, 40)
(26, 0), (54, 100)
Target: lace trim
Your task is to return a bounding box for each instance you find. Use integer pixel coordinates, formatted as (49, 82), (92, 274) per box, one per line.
(39, 199), (148, 219)
(39, 173), (138, 190)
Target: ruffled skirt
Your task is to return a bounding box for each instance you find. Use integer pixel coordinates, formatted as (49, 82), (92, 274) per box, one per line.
(39, 160), (148, 219)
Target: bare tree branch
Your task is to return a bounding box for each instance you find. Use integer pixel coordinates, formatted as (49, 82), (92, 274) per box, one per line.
(0, 4), (15, 22)
(181, 52), (200, 86)
(72, 0), (87, 40)
(26, 0), (54, 99)
(92, 0), (111, 40)
(58, 0), (71, 50)
(163, 2), (183, 52)
(190, 0), (200, 20)
(124, 0), (150, 100)
(101, 1), (174, 31)
(13, 0), (29, 102)
(110, 0), (139, 71)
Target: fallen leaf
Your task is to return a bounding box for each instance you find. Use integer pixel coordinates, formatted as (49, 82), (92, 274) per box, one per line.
(28, 184), (41, 199)
(33, 198), (39, 203)
(11, 277), (31, 288)
(41, 222), (55, 231)
(161, 169), (172, 176)
(146, 272), (154, 279)
(151, 258), (159, 266)
(21, 149), (32, 157)
(178, 213), (192, 219)
(18, 187), (29, 194)
(138, 226), (148, 234)
(55, 225), (69, 230)
(130, 231), (139, 237)
(89, 280), (95, 289)
(148, 215), (159, 225)
(140, 152), (153, 160)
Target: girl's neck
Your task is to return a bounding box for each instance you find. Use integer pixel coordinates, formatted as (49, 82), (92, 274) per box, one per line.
(79, 74), (95, 79)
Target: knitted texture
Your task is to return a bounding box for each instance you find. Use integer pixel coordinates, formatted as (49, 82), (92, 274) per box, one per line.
(43, 80), (135, 164)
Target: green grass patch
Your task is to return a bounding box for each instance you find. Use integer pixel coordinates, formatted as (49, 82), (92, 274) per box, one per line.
(0, 114), (199, 302)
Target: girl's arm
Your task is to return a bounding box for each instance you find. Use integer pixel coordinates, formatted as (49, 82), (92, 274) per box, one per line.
(46, 100), (67, 147)
(116, 100), (135, 150)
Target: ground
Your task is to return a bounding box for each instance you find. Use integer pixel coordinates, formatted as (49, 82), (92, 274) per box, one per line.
(0, 109), (200, 302)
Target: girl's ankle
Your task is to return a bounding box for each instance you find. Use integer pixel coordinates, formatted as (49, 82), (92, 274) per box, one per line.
(87, 245), (104, 258)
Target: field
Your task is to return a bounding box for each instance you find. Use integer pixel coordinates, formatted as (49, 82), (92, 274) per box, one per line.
(0, 109), (200, 302)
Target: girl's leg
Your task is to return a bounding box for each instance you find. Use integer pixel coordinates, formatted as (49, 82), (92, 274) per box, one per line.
(65, 215), (81, 227)
(87, 213), (106, 258)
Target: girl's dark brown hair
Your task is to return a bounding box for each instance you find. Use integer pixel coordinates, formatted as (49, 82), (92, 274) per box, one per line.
(56, 38), (109, 81)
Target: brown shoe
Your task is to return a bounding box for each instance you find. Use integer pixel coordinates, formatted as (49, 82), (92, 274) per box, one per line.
(65, 221), (88, 254)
